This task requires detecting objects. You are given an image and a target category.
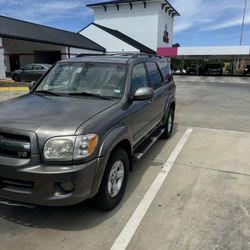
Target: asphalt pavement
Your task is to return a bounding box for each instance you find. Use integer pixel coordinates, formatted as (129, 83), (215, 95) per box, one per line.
(1, 76), (250, 250)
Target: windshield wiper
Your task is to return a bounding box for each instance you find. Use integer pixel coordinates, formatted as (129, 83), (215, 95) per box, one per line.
(34, 90), (61, 96)
(68, 92), (114, 100)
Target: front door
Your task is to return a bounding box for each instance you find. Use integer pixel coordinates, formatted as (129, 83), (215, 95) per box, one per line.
(129, 63), (155, 143)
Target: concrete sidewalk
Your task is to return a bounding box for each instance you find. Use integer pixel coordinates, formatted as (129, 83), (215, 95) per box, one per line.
(175, 75), (250, 84)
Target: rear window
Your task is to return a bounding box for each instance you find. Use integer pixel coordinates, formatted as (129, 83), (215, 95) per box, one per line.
(157, 60), (170, 81)
(146, 62), (163, 90)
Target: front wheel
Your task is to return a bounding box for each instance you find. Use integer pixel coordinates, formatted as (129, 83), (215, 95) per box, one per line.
(161, 107), (174, 139)
(95, 148), (129, 211)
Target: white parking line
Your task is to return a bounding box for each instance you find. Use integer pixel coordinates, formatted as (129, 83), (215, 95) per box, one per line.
(111, 128), (193, 250)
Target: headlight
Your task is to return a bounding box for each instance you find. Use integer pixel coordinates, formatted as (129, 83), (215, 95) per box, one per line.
(43, 134), (98, 161)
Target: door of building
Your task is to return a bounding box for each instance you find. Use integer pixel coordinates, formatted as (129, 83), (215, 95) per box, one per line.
(34, 51), (61, 64)
(9, 55), (20, 72)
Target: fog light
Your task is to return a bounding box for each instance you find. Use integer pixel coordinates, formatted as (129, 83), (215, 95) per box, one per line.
(59, 181), (74, 192)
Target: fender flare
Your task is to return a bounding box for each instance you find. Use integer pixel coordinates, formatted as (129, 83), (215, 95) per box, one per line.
(163, 96), (176, 124)
(90, 124), (131, 197)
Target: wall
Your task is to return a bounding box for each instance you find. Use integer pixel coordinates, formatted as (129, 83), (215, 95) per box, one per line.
(69, 47), (104, 57)
(157, 5), (174, 48)
(3, 38), (64, 72)
(2, 38), (100, 73)
(0, 38), (5, 79)
(90, 1), (174, 51)
(92, 1), (161, 50)
(80, 24), (140, 53)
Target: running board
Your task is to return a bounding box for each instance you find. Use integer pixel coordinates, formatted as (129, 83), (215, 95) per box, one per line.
(133, 128), (164, 161)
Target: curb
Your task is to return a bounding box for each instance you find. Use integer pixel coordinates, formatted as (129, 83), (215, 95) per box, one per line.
(0, 87), (29, 91)
(0, 79), (15, 83)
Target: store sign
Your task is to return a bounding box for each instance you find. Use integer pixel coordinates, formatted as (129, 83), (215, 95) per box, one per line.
(163, 24), (169, 44)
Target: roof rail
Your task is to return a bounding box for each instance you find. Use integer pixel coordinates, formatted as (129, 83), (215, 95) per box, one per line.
(106, 52), (162, 58)
(76, 53), (106, 57)
(75, 52), (163, 60)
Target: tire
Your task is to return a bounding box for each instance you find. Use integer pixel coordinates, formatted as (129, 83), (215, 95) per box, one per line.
(95, 148), (129, 211)
(13, 74), (21, 82)
(161, 107), (174, 139)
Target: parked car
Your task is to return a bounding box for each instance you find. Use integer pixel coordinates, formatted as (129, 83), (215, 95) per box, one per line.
(203, 63), (223, 75)
(186, 64), (198, 75)
(243, 65), (250, 75)
(173, 69), (186, 75)
(0, 55), (176, 210)
(11, 63), (52, 82)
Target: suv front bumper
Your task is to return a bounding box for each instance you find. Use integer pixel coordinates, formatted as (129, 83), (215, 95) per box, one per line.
(0, 156), (107, 206)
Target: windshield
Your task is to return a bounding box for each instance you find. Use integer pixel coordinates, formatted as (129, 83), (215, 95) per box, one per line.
(36, 62), (127, 98)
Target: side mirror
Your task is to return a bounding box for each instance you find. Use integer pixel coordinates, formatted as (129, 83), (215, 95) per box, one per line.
(29, 81), (36, 91)
(134, 87), (154, 101)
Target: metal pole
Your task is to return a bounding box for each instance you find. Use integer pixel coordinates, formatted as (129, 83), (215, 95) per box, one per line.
(240, 0), (247, 45)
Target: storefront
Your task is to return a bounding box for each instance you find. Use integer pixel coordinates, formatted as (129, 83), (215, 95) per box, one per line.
(0, 15), (105, 79)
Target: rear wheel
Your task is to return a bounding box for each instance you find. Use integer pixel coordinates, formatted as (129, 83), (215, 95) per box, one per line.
(161, 107), (174, 139)
(95, 148), (129, 211)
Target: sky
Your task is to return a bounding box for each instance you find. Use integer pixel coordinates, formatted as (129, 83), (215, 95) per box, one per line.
(0, 0), (249, 46)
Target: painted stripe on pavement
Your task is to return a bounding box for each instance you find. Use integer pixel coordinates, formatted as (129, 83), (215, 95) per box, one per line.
(111, 128), (193, 250)
(0, 87), (29, 91)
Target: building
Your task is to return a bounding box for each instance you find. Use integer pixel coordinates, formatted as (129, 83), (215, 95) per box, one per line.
(158, 46), (250, 60)
(0, 15), (106, 79)
(80, 0), (179, 53)
(158, 46), (250, 73)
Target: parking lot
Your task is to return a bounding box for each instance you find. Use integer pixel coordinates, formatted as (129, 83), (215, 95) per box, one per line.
(1, 76), (250, 250)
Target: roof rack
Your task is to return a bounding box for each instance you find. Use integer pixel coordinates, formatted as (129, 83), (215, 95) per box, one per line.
(75, 53), (163, 60)
(106, 52), (162, 58)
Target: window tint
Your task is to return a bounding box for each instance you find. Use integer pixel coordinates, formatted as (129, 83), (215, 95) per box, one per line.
(146, 62), (162, 89)
(158, 60), (170, 81)
(131, 63), (148, 94)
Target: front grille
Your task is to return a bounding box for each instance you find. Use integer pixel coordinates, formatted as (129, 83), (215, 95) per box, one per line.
(0, 177), (33, 191)
(0, 132), (31, 159)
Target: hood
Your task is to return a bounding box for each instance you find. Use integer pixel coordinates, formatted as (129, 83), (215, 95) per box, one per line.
(0, 94), (117, 137)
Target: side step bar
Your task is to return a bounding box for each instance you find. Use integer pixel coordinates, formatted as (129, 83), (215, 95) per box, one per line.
(133, 128), (164, 161)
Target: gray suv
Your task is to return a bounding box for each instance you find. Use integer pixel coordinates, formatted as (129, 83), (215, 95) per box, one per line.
(0, 55), (176, 210)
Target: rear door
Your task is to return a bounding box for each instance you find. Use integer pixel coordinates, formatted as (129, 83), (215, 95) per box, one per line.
(145, 61), (167, 125)
(157, 59), (176, 110)
(20, 64), (34, 82)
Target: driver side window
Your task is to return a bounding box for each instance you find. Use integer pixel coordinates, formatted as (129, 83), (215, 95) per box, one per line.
(131, 63), (148, 94)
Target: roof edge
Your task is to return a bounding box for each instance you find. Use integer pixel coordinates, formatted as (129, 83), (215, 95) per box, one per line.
(86, 0), (179, 15)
